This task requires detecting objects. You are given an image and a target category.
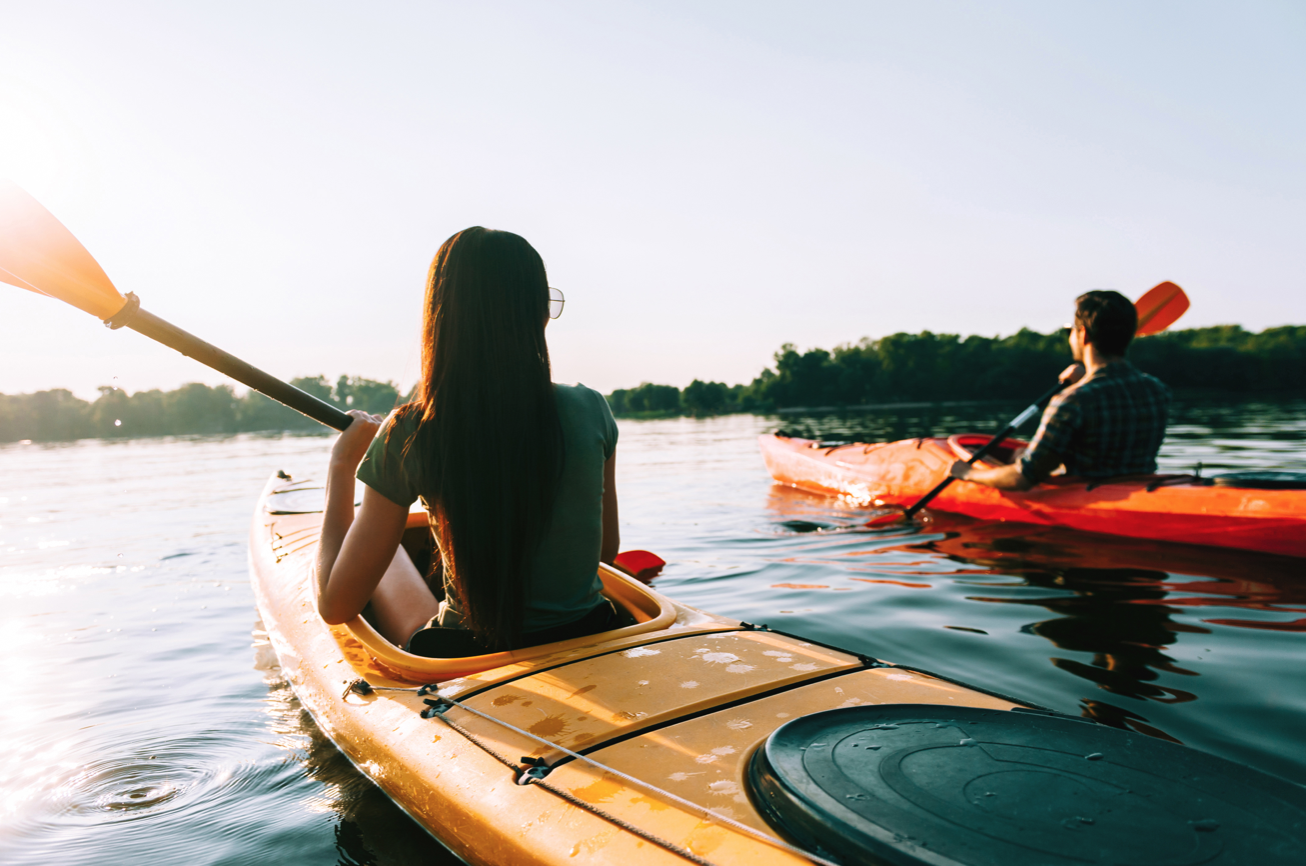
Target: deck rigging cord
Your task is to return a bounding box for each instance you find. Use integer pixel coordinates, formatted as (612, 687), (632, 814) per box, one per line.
(344, 678), (844, 866)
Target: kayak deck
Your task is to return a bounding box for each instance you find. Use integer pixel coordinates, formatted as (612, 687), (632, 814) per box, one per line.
(758, 433), (1306, 558)
(249, 474), (1023, 865)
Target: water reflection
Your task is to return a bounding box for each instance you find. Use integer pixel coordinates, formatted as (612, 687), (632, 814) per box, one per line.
(757, 481), (1306, 753)
(252, 625), (461, 866)
(4, 401), (1303, 863)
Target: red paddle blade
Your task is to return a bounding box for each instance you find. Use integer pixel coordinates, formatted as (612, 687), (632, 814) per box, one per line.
(1135, 281), (1189, 336)
(613, 549), (665, 584)
(0, 180), (128, 320)
(863, 501), (911, 528)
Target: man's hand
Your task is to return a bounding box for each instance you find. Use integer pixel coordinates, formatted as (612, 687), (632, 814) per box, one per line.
(1059, 363), (1086, 385)
(948, 459), (1033, 491)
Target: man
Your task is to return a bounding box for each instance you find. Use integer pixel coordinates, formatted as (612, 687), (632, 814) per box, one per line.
(950, 290), (1170, 491)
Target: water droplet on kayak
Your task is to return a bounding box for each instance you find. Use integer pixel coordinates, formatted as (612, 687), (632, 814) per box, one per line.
(1086, 752), (1104, 761)
(959, 738), (977, 746)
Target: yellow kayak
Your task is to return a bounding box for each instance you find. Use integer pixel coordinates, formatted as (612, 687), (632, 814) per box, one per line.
(250, 473), (1306, 866)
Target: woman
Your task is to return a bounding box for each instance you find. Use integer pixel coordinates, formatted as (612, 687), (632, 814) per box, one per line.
(315, 227), (620, 656)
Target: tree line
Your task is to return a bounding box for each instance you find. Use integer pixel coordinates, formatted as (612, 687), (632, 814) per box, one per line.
(5, 324), (1303, 440)
(0, 376), (401, 443)
(606, 324), (1306, 417)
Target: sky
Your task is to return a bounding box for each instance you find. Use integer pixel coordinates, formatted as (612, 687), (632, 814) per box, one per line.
(1, 1), (1303, 400)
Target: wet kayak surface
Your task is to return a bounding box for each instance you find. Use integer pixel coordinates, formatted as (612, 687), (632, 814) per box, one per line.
(2, 396), (1304, 864)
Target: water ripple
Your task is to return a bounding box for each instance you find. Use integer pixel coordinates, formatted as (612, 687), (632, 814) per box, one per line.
(42, 733), (267, 828)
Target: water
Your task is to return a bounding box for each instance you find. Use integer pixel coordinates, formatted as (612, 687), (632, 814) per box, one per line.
(2, 397), (1304, 864)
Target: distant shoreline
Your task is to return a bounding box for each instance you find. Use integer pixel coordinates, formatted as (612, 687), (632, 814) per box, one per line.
(4, 389), (1303, 445)
(607, 324), (1306, 419)
(5, 323), (1303, 441)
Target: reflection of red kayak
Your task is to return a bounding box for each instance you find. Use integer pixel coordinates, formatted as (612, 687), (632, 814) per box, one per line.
(758, 433), (1306, 558)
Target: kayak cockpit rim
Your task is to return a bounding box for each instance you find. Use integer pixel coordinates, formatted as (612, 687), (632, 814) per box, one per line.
(341, 558), (683, 682)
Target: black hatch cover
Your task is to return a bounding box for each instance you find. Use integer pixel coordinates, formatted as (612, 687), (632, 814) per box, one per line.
(748, 704), (1306, 866)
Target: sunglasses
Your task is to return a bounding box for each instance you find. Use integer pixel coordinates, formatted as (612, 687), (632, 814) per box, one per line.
(549, 287), (565, 320)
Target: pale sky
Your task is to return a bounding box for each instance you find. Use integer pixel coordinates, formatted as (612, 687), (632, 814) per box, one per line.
(2, 1), (1303, 400)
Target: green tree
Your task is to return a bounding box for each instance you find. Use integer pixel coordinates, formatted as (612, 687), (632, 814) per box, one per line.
(605, 389), (629, 414)
(0, 390), (91, 441)
(335, 375), (401, 415)
(291, 375), (335, 405)
(681, 380), (732, 416)
(165, 383), (239, 434)
(612, 382), (681, 415)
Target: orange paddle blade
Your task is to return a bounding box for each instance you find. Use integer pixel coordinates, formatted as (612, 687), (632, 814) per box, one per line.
(0, 180), (128, 320)
(1135, 281), (1189, 336)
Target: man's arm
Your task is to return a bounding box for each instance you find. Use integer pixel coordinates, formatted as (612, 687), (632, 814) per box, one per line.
(949, 386), (1078, 492)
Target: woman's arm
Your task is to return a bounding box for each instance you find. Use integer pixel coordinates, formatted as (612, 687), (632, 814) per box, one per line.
(600, 451), (619, 565)
(315, 410), (409, 624)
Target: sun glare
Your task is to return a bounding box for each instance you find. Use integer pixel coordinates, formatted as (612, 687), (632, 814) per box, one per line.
(0, 78), (96, 203)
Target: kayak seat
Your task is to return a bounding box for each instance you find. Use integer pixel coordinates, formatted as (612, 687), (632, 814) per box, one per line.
(404, 599), (620, 658)
(339, 533), (680, 680)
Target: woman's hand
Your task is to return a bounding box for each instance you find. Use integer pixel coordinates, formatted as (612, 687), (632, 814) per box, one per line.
(331, 410), (385, 471)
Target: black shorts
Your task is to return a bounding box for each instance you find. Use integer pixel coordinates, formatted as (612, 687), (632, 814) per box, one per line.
(404, 600), (618, 658)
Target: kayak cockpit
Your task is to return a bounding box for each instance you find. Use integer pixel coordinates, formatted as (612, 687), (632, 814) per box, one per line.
(337, 510), (681, 681)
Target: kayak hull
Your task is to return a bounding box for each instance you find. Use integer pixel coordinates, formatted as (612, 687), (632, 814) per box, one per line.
(249, 474), (1023, 865)
(758, 434), (1306, 558)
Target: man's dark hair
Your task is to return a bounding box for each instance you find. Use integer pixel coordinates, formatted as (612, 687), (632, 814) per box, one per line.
(1075, 290), (1137, 356)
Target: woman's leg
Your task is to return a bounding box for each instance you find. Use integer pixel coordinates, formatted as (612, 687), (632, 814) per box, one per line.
(368, 546), (441, 646)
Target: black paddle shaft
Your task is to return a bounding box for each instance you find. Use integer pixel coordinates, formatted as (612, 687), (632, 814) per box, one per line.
(106, 293), (352, 432)
(903, 380), (1066, 519)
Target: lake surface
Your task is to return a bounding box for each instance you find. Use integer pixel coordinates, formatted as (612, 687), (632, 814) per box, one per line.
(3, 396), (1304, 864)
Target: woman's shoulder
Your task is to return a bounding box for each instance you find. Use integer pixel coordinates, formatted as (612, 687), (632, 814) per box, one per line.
(553, 383), (617, 450)
(553, 382), (611, 410)
(383, 402), (425, 434)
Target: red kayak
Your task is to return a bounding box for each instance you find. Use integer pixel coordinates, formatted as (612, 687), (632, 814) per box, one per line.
(759, 433), (1306, 558)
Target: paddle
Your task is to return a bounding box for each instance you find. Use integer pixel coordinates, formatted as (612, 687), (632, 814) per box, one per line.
(1134, 281), (1189, 337)
(866, 282), (1192, 527)
(0, 180), (352, 431)
(613, 549), (666, 584)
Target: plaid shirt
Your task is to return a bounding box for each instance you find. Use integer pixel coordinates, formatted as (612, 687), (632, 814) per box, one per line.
(1019, 362), (1170, 482)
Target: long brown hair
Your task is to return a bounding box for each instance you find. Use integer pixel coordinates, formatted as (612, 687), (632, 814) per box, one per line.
(398, 227), (563, 650)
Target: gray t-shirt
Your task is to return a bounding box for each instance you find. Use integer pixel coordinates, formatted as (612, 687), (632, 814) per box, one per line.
(356, 383), (618, 631)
